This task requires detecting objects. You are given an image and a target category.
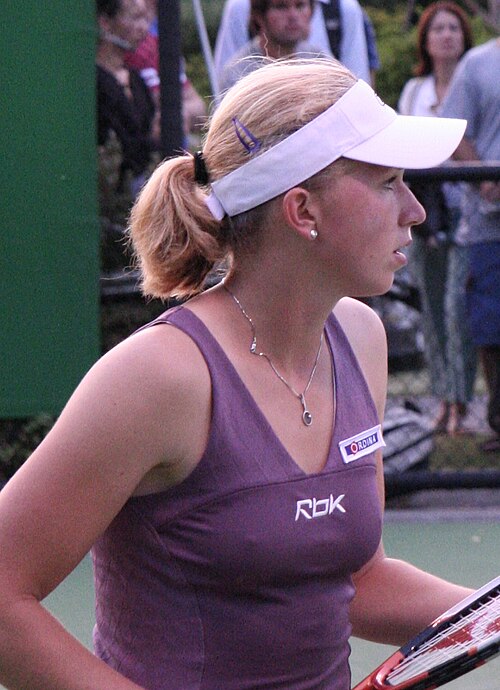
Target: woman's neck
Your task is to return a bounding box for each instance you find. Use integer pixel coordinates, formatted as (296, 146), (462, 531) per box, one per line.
(432, 59), (459, 103)
(222, 264), (340, 366)
(258, 33), (297, 60)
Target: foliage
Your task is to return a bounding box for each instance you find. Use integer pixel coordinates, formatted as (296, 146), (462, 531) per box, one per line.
(180, 0), (225, 57)
(469, 12), (499, 43)
(0, 415), (55, 482)
(184, 52), (215, 115)
(364, 0), (406, 10)
(368, 7), (417, 108)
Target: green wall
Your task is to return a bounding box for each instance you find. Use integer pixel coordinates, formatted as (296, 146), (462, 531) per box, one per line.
(0, 3), (100, 416)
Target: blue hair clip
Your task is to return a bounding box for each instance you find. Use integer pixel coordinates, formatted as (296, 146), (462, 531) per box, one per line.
(232, 117), (261, 154)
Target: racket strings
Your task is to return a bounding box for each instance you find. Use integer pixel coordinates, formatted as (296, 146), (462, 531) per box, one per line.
(386, 593), (500, 684)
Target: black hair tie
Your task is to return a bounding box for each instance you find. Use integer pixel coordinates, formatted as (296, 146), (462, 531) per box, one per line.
(193, 151), (210, 185)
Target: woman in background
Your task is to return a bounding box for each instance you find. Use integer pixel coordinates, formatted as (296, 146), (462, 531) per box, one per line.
(398, 1), (476, 435)
(124, 0), (207, 147)
(97, 0), (158, 198)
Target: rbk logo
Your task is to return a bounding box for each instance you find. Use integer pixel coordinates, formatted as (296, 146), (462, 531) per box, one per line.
(295, 494), (346, 521)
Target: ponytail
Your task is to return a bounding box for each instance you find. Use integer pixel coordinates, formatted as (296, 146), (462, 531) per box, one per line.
(128, 153), (227, 299)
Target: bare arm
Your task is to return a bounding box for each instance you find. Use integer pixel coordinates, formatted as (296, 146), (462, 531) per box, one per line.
(0, 326), (210, 689)
(452, 135), (479, 162)
(451, 137), (500, 202)
(335, 298), (472, 645)
(0, 602), (142, 690)
(350, 551), (472, 645)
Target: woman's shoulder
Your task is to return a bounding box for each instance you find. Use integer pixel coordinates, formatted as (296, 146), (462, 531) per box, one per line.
(101, 317), (211, 398)
(61, 319), (212, 485)
(71, 318), (211, 456)
(333, 297), (386, 360)
(333, 298), (387, 416)
(398, 76), (429, 114)
(401, 75), (427, 88)
(333, 296), (384, 330)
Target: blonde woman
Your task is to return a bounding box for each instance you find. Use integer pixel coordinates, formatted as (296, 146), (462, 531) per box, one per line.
(0, 59), (470, 689)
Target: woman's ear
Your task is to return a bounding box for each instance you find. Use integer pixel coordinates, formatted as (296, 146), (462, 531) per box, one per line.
(282, 187), (318, 241)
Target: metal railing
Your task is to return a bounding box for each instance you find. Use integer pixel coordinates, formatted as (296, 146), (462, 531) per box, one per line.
(404, 162), (500, 183)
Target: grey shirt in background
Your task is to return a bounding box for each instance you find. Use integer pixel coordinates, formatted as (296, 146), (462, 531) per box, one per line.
(441, 38), (500, 245)
(219, 36), (327, 94)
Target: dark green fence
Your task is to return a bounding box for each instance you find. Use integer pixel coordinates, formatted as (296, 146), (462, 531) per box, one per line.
(0, 2), (100, 417)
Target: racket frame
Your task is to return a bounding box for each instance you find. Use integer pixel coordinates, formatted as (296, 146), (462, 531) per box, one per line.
(353, 575), (500, 690)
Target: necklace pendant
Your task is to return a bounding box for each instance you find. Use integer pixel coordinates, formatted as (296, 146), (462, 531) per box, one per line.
(300, 394), (313, 426)
(302, 409), (313, 426)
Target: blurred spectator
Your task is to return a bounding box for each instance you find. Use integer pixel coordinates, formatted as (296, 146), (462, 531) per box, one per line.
(220, 0), (327, 93)
(214, 0), (371, 88)
(124, 0), (206, 144)
(442, 36), (500, 452)
(96, 0), (157, 198)
(398, 1), (476, 435)
(362, 8), (380, 86)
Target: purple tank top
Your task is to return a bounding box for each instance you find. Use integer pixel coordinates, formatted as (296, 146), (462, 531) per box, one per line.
(92, 307), (383, 689)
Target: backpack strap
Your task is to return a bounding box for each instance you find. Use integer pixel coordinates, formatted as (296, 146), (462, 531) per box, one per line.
(321, 0), (342, 59)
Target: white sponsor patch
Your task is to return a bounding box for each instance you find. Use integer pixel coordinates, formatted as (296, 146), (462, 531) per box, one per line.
(339, 424), (385, 464)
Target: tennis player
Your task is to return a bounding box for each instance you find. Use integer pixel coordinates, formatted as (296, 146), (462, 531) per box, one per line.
(0, 58), (472, 689)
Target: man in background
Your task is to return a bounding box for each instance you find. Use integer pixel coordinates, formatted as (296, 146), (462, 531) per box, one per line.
(442, 36), (500, 452)
(220, 0), (327, 93)
(214, 0), (372, 86)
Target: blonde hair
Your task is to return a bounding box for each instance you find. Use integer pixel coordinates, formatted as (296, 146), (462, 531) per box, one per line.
(129, 58), (356, 299)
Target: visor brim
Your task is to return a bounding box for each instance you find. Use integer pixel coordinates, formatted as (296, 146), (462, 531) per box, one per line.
(344, 115), (467, 170)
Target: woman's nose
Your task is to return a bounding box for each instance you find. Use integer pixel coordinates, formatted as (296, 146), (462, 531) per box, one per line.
(405, 187), (426, 228)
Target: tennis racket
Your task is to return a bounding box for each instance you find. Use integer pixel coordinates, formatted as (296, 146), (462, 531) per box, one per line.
(353, 575), (500, 690)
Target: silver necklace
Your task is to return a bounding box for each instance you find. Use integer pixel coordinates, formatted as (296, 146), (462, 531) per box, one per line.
(224, 285), (323, 427)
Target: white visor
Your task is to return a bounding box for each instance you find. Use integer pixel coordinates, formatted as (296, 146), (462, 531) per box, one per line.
(205, 79), (466, 220)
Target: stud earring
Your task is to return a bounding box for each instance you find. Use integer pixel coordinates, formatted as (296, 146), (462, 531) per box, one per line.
(310, 228), (318, 240)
